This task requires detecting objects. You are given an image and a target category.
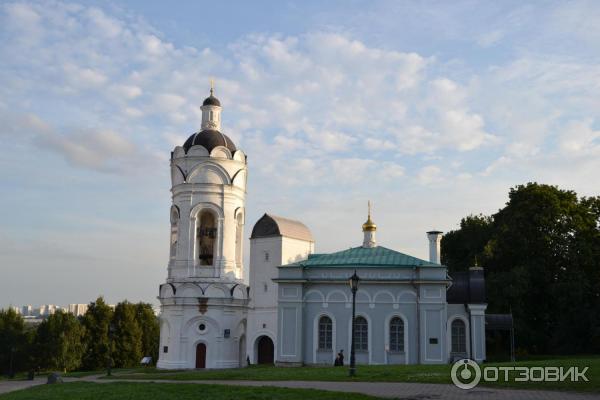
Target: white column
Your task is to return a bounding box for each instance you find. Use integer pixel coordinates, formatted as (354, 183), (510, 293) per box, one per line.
(468, 304), (487, 363)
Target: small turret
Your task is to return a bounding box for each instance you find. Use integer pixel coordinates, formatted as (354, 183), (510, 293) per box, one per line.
(362, 201), (377, 248)
(200, 80), (222, 131)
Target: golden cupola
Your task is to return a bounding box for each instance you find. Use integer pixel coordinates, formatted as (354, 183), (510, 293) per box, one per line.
(362, 201), (377, 248)
(362, 214), (376, 232)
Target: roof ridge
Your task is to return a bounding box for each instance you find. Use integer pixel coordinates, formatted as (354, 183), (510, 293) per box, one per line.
(290, 244), (439, 268)
(267, 213), (307, 224)
(218, 130), (229, 148)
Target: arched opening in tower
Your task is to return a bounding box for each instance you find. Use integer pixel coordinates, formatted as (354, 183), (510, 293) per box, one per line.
(197, 211), (217, 266)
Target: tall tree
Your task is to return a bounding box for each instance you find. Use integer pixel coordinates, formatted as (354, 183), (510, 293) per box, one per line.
(441, 214), (493, 272)
(34, 311), (85, 372)
(81, 297), (114, 370)
(112, 301), (142, 368)
(135, 303), (159, 364)
(442, 183), (600, 355)
(0, 309), (26, 376)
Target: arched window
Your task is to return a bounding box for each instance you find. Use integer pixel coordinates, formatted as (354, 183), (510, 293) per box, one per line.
(318, 316), (332, 350)
(235, 213), (243, 268)
(451, 319), (467, 354)
(197, 211), (217, 265)
(389, 317), (404, 352)
(354, 316), (368, 351)
(169, 206), (179, 259)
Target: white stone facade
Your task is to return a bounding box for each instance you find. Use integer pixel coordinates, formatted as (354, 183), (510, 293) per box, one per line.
(246, 219), (314, 364)
(157, 90), (250, 369)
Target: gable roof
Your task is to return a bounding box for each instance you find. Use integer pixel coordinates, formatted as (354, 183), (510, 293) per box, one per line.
(250, 213), (314, 242)
(285, 245), (441, 268)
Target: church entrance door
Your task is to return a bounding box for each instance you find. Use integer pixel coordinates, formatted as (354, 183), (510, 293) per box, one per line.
(196, 343), (206, 368)
(257, 336), (274, 364)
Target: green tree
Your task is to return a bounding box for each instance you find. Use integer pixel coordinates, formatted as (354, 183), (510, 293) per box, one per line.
(34, 311), (85, 372)
(442, 183), (600, 355)
(112, 301), (142, 368)
(135, 303), (159, 364)
(441, 214), (493, 272)
(81, 297), (114, 370)
(0, 309), (27, 376)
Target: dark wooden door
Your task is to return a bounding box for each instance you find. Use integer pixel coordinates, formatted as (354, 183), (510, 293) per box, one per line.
(196, 343), (206, 368)
(257, 336), (274, 364)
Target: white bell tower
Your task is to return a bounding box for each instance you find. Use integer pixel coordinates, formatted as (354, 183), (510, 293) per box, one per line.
(158, 86), (250, 370)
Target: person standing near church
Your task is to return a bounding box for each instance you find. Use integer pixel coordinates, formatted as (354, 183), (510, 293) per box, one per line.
(334, 349), (344, 366)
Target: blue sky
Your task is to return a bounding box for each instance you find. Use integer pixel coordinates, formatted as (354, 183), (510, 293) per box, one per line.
(1, 1), (599, 308)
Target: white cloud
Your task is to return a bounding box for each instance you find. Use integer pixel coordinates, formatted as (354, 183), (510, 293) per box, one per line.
(86, 7), (123, 38)
(364, 138), (395, 151)
(330, 158), (375, 184)
(481, 156), (512, 177)
(110, 84), (143, 99)
(38, 126), (135, 171)
(2, 0), (600, 307)
(379, 162), (405, 180)
(1, 111), (145, 172)
(438, 109), (492, 151)
(417, 165), (442, 185)
(477, 29), (504, 47)
(63, 64), (108, 88)
(559, 119), (600, 155)
(4, 2), (40, 25)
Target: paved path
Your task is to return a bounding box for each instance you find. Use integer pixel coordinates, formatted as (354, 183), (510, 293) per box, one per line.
(2, 375), (599, 400)
(0, 376), (81, 395)
(0, 378), (45, 395)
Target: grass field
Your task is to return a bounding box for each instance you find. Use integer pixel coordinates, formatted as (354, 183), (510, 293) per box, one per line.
(0, 382), (382, 400)
(100, 357), (599, 392)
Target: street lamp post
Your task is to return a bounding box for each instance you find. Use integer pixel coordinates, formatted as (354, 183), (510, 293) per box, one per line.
(107, 323), (115, 376)
(348, 270), (360, 377)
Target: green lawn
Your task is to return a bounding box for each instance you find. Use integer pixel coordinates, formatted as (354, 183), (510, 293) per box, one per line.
(0, 382), (382, 400)
(100, 357), (599, 392)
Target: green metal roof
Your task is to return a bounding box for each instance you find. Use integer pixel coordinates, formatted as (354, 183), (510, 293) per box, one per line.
(285, 246), (441, 268)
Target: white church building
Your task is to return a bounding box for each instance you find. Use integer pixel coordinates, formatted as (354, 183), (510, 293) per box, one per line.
(156, 88), (487, 369)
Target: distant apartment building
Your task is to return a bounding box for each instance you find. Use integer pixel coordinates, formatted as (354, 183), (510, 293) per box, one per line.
(36, 304), (57, 316)
(8, 302), (110, 319)
(68, 303), (88, 316)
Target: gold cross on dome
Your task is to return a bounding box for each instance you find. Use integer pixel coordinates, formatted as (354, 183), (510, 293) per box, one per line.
(210, 78), (215, 95)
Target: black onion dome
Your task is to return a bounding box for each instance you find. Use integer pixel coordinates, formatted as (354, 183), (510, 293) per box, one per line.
(202, 95), (221, 107)
(183, 129), (237, 154)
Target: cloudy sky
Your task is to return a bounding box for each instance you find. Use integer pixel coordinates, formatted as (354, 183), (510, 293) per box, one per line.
(1, 0), (599, 309)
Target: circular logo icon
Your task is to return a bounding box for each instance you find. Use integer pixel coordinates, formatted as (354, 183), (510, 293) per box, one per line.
(451, 358), (481, 390)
